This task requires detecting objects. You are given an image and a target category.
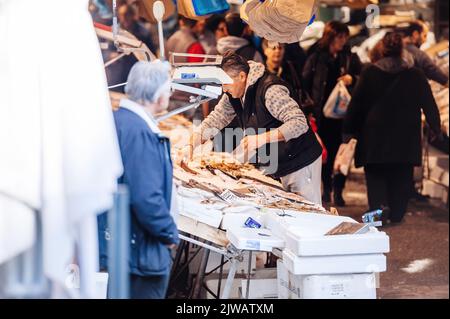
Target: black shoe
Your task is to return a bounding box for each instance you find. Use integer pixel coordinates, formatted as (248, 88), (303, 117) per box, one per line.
(333, 192), (346, 207)
(322, 191), (331, 203)
(380, 206), (391, 225)
(411, 191), (430, 202)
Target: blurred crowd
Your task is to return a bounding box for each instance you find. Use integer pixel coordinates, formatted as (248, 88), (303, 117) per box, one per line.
(89, 0), (448, 220)
(85, 0), (450, 299)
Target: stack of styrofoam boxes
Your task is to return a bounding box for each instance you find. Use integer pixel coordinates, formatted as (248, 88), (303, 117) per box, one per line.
(422, 146), (449, 205)
(264, 211), (390, 299)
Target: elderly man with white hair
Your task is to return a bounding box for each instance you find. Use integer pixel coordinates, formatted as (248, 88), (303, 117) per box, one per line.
(98, 60), (179, 299)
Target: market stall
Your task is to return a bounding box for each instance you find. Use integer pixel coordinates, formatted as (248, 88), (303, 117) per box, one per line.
(156, 107), (389, 299)
(92, 0), (393, 299)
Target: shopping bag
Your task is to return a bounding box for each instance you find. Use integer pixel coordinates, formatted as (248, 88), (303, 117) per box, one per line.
(275, 0), (317, 24)
(333, 138), (357, 176)
(323, 81), (351, 119)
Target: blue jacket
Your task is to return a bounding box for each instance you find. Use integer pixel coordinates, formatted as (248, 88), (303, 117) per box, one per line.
(98, 107), (179, 276)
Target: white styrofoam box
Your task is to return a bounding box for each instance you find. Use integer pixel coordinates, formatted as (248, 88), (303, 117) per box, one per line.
(206, 268), (278, 299)
(285, 227), (390, 257)
(277, 259), (291, 299)
(299, 273), (377, 299)
(178, 196), (224, 228)
(240, 278), (278, 299)
(220, 210), (264, 231)
(226, 227), (285, 252)
(95, 272), (109, 299)
(240, 266), (278, 298)
(277, 259), (377, 299)
(422, 179), (448, 200)
(429, 165), (449, 187)
(282, 249), (386, 275)
(427, 149), (449, 169)
(263, 210), (356, 241)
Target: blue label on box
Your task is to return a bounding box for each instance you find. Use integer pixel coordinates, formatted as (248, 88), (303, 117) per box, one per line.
(181, 73), (197, 79)
(244, 217), (261, 229)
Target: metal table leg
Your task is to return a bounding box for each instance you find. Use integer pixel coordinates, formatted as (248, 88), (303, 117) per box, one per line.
(190, 248), (210, 299)
(221, 257), (239, 299)
(217, 255), (225, 298)
(245, 251), (252, 299)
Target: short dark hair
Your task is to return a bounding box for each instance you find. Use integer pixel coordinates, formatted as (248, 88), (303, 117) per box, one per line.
(319, 21), (350, 49)
(405, 21), (425, 37)
(225, 13), (246, 37)
(205, 14), (226, 33)
(119, 3), (138, 20)
(380, 32), (404, 58)
(221, 50), (250, 75)
(179, 14), (197, 28)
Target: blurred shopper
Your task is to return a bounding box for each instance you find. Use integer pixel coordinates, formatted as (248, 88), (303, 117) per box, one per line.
(202, 14), (227, 55)
(206, 14), (227, 42)
(284, 42), (307, 83)
(262, 40), (303, 106)
(402, 21), (449, 86)
(118, 3), (156, 53)
(166, 15), (205, 63)
(400, 21), (449, 201)
(343, 32), (441, 225)
(184, 52), (323, 205)
(217, 13), (264, 63)
(195, 18), (218, 55)
(98, 61), (179, 299)
(302, 21), (362, 206)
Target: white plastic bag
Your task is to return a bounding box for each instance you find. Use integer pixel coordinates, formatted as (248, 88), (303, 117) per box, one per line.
(333, 138), (357, 176)
(323, 81), (351, 119)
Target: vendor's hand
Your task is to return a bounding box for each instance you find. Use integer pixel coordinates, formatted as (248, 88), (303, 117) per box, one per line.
(239, 134), (266, 156)
(178, 132), (203, 162)
(338, 74), (353, 86)
(176, 145), (193, 164)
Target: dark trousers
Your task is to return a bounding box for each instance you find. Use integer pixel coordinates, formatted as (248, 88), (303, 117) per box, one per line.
(364, 163), (414, 223)
(129, 273), (170, 299)
(319, 117), (346, 193)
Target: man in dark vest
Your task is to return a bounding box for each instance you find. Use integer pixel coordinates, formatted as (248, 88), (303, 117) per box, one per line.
(184, 51), (323, 205)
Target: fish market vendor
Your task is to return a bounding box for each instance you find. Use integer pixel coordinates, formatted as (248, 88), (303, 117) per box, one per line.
(183, 51), (323, 205)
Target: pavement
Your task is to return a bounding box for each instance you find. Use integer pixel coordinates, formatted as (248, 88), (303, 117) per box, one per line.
(328, 169), (449, 299)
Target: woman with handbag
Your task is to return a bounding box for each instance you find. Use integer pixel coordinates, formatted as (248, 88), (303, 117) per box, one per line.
(302, 21), (362, 206)
(343, 32), (441, 225)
